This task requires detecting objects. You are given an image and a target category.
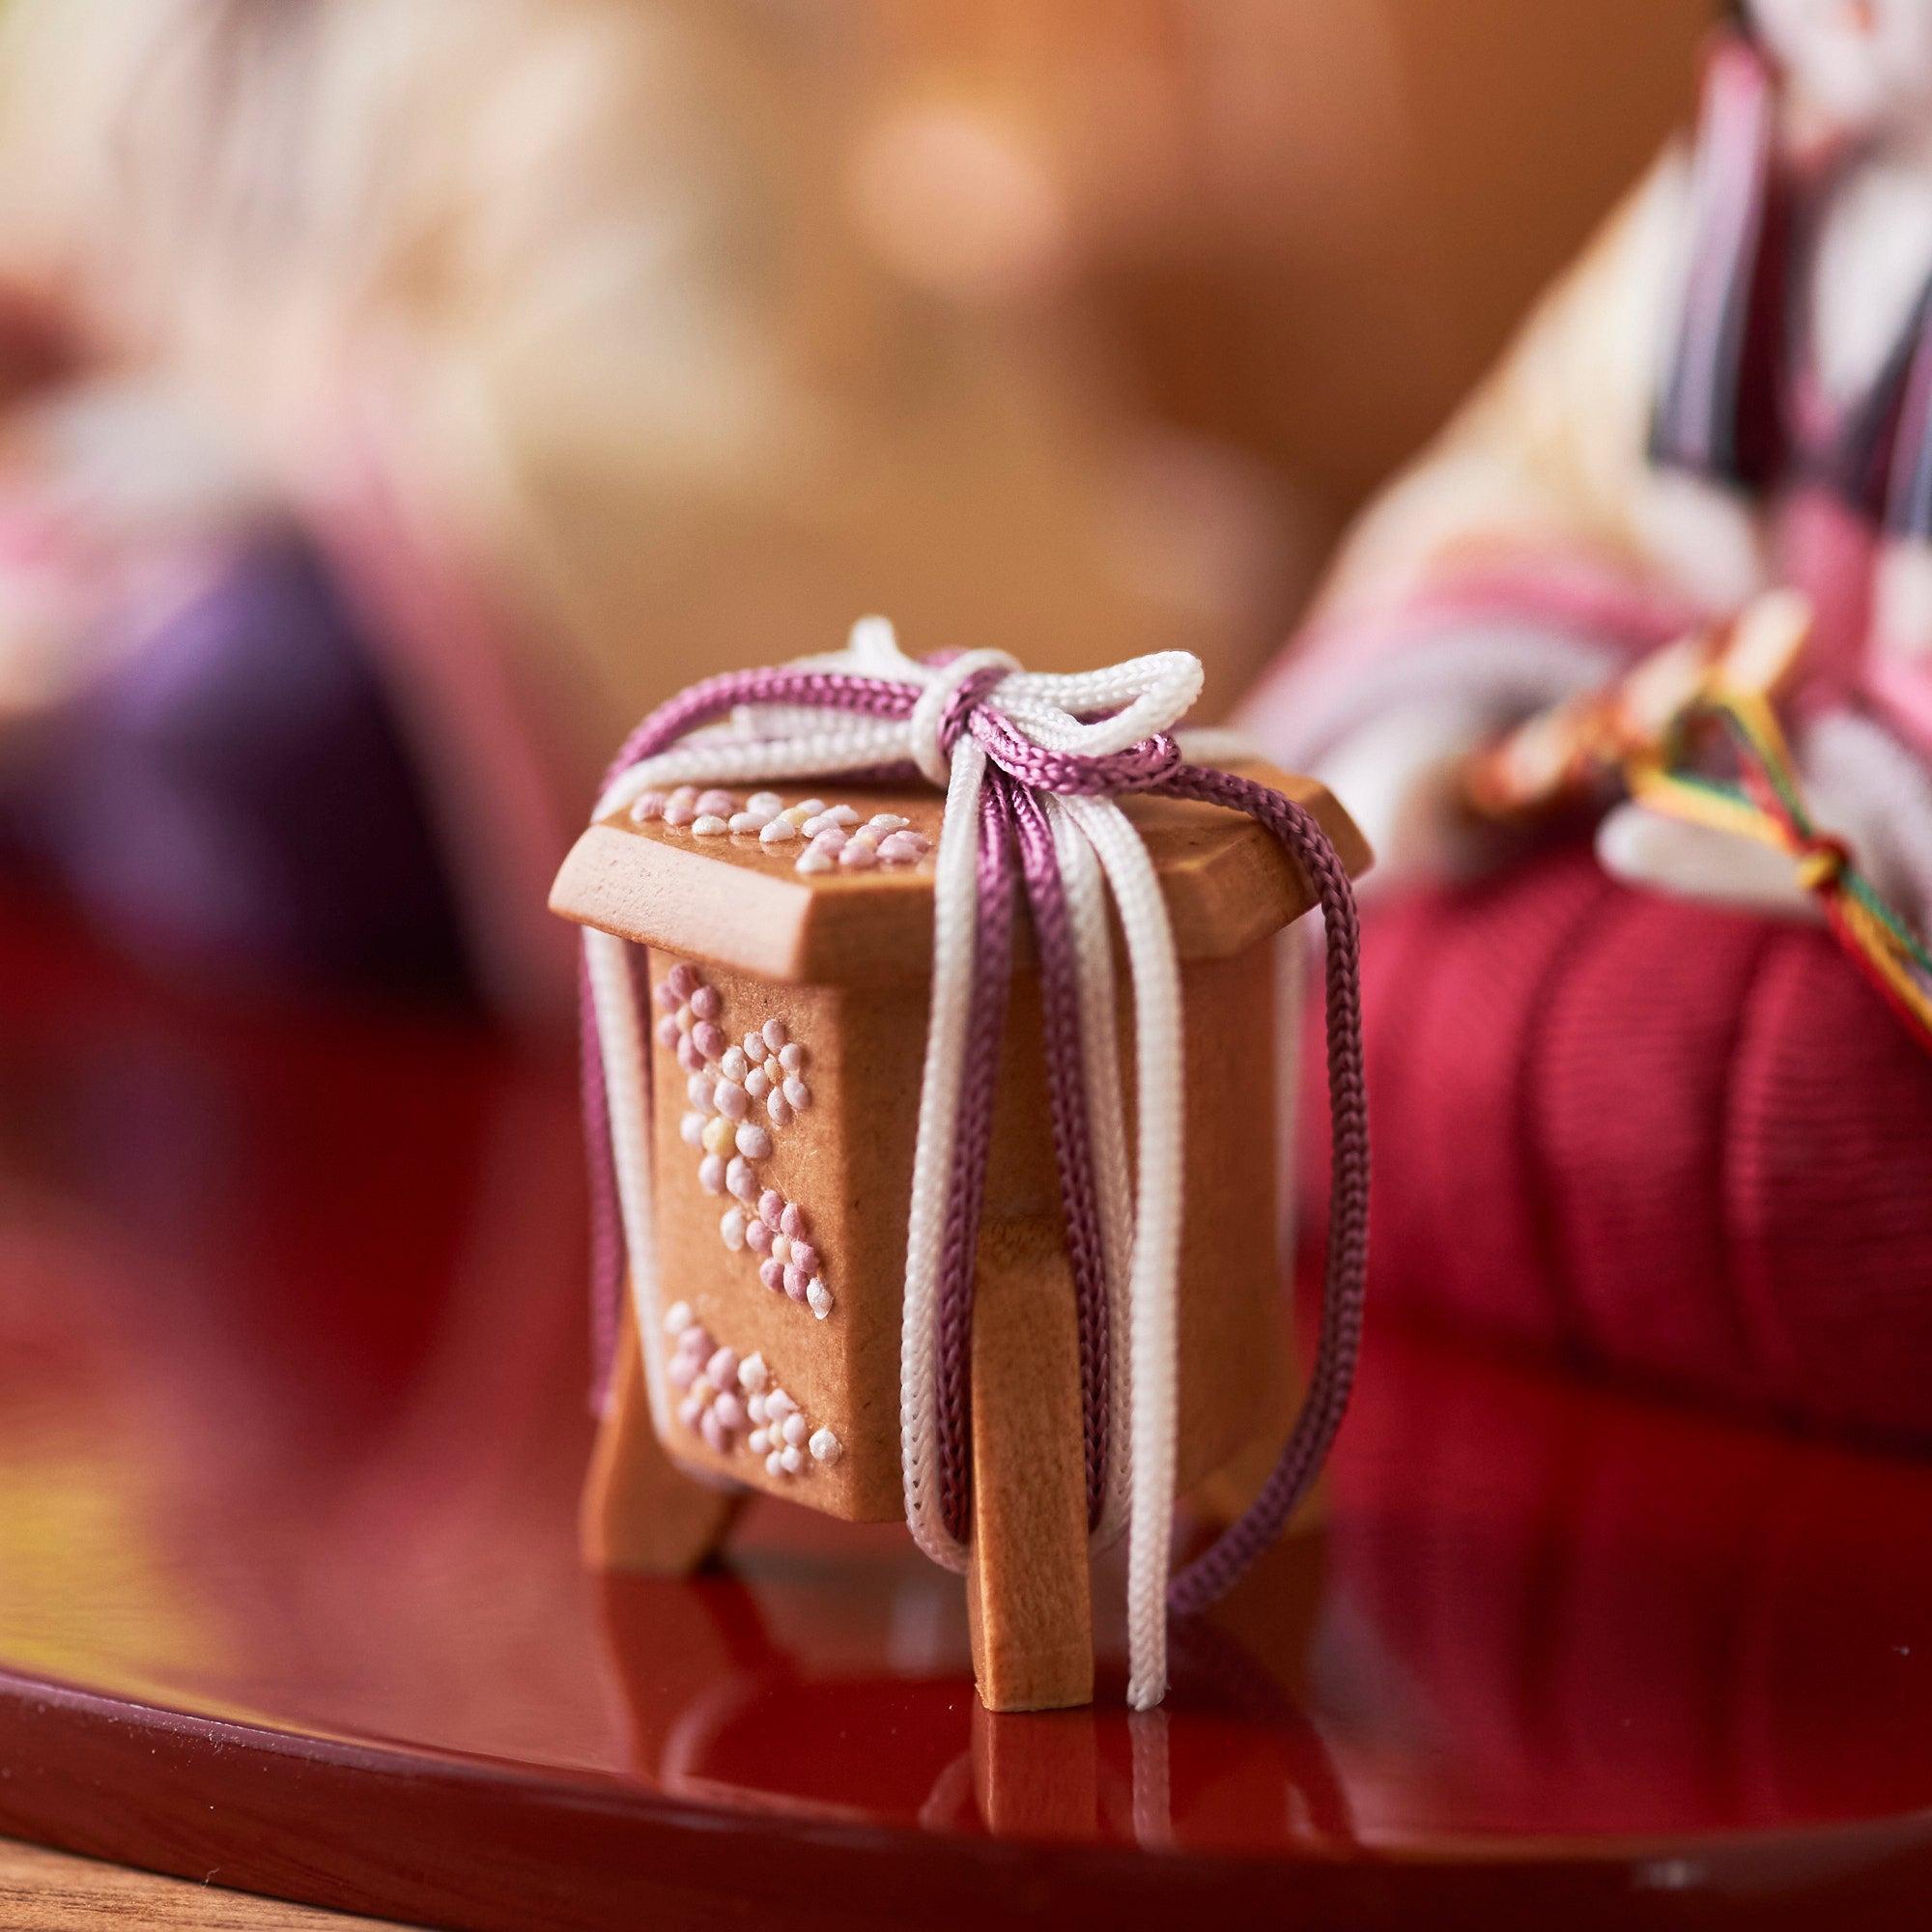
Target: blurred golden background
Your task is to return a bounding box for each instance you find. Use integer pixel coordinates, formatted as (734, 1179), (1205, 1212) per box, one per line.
(0, 0), (1711, 1019)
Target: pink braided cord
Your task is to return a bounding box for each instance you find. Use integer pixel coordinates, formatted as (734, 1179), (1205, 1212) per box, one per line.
(1154, 765), (1370, 1613)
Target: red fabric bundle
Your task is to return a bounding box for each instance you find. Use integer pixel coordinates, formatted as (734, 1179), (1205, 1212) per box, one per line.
(1304, 843), (1932, 1448)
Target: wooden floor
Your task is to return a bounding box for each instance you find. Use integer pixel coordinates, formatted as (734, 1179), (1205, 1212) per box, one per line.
(0, 1840), (419, 1930)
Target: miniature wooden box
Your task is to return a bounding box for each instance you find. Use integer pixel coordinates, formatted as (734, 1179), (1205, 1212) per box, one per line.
(551, 764), (1367, 1710)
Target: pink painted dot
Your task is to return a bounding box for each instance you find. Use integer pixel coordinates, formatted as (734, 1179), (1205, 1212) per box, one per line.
(766, 1092), (793, 1128)
(705, 1347), (739, 1387)
(726, 1158), (758, 1202)
(668, 964), (697, 999)
(677, 1394), (703, 1430)
(691, 984), (722, 1020)
(783, 1267), (809, 1299)
(759, 1258), (786, 1293)
(668, 1354), (700, 1392)
(760, 1190), (785, 1229)
(676, 1036), (704, 1074)
(762, 1019), (788, 1052)
(693, 1021), (724, 1061)
(746, 1219), (774, 1255)
(715, 1081), (748, 1122)
(877, 832), (924, 863)
(696, 789), (738, 818)
(654, 980), (680, 1011)
(632, 792), (667, 822)
(698, 1154), (724, 1194)
(780, 1204), (805, 1238)
(713, 1392), (747, 1433)
(838, 841), (877, 870)
(700, 1409), (730, 1455)
(655, 1015), (681, 1049)
(787, 1241), (817, 1276)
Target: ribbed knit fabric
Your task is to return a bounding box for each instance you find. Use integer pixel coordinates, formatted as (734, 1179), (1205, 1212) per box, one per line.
(1304, 841), (1932, 1448)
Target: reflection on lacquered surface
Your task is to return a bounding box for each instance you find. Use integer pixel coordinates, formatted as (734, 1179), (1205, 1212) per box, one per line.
(4, 887), (1932, 1861)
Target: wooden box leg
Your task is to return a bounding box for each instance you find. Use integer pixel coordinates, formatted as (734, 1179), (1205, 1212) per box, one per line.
(966, 1218), (1094, 1712)
(581, 1294), (741, 1574)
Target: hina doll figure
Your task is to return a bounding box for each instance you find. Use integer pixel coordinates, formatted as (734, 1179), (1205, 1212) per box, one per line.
(1243, 3), (1932, 1446)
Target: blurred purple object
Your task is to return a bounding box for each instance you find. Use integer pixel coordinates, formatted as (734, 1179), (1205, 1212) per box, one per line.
(14, 532), (471, 1003)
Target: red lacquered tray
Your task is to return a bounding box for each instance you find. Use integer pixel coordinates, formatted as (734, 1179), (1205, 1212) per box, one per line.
(4, 891), (1932, 1930)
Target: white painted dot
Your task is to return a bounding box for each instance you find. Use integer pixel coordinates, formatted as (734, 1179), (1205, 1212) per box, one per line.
(809, 1428), (842, 1465)
(783, 1077), (810, 1112)
(762, 1019), (788, 1052)
(737, 1351), (768, 1394)
(735, 1123), (773, 1160)
(693, 814), (729, 837)
(780, 1445), (804, 1475)
(720, 1208), (747, 1250)
(721, 1047), (749, 1083)
(758, 818), (799, 844)
(795, 848), (835, 874)
(698, 1154), (725, 1194)
(778, 1042), (807, 1073)
(765, 1451), (786, 1478)
(679, 1111), (705, 1148)
(807, 1277), (834, 1320)
(664, 1300), (694, 1335)
(746, 792), (783, 816)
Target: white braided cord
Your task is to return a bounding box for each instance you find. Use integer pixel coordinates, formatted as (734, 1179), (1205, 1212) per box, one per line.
(1059, 791), (1185, 1711)
(897, 730), (988, 1572)
(584, 925), (670, 1438)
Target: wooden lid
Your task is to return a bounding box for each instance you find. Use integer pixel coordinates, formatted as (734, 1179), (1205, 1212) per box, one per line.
(550, 763), (1369, 985)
